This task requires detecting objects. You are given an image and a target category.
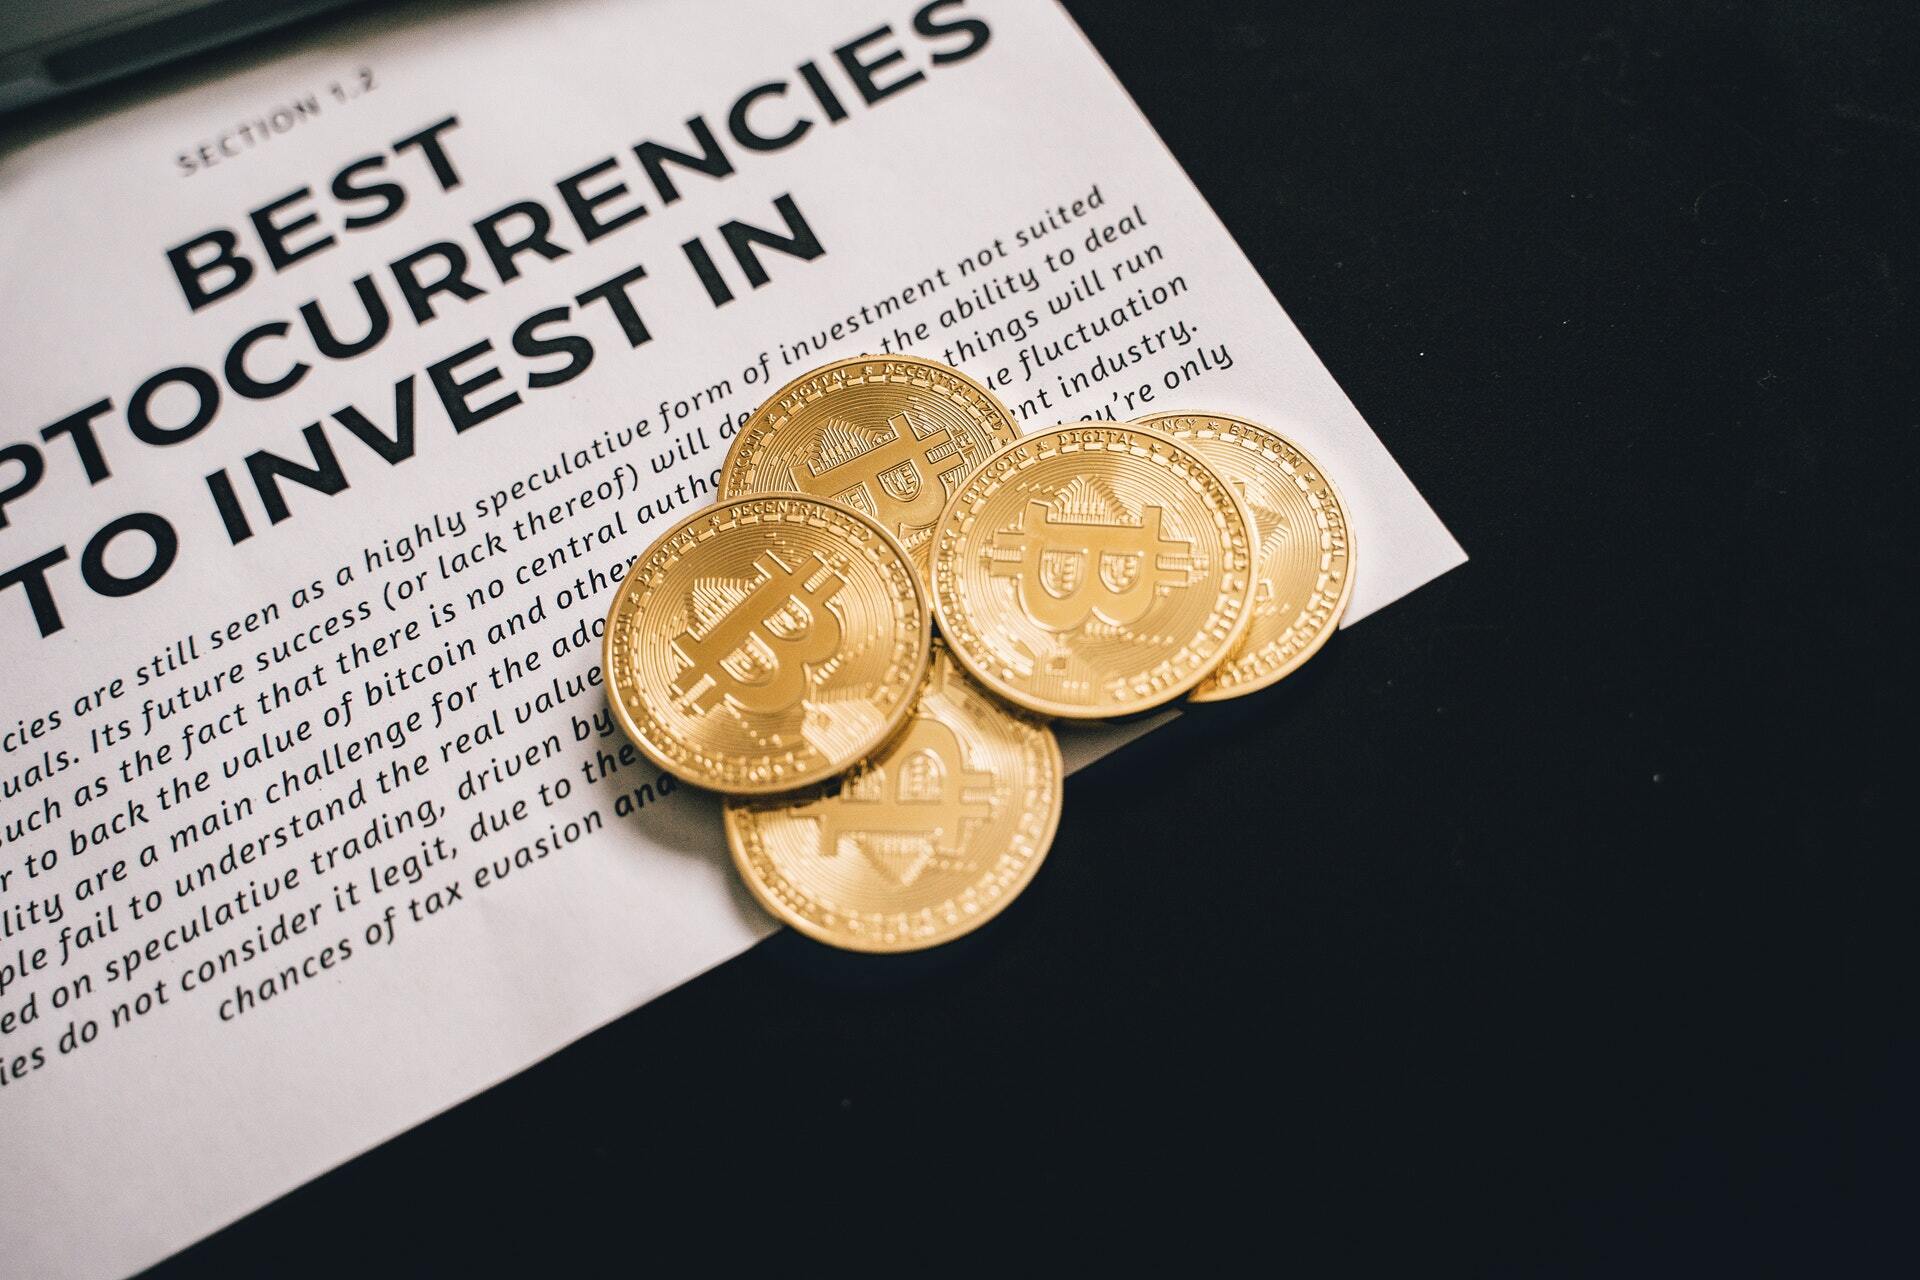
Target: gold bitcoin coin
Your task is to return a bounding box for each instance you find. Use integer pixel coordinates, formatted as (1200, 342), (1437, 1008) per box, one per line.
(723, 642), (1062, 952)
(929, 422), (1257, 719)
(603, 495), (930, 794)
(718, 355), (1021, 582)
(1135, 412), (1355, 701)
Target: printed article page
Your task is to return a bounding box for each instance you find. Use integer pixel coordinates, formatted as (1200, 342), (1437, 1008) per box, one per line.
(0, 2), (1463, 1274)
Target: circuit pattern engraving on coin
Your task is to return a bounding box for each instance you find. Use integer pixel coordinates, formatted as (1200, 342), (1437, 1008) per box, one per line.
(929, 423), (1257, 718)
(719, 355), (1021, 580)
(603, 495), (929, 793)
(724, 644), (1062, 951)
(1135, 412), (1355, 700)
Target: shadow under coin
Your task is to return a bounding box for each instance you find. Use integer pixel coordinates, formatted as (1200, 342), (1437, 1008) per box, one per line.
(755, 877), (1048, 992)
(594, 759), (772, 930)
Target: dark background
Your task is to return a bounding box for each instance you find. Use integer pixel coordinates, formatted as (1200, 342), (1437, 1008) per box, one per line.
(111, 0), (1911, 1270)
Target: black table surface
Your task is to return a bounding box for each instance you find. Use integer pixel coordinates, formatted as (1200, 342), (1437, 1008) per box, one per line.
(128, 0), (1909, 1271)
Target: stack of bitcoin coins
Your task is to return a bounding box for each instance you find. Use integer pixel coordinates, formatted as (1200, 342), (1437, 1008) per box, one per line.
(603, 355), (1353, 952)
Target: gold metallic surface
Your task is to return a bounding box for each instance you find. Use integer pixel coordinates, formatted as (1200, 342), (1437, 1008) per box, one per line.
(603, 495), (930, 794)
(723, 643), (1062, 952)
(1135, 412), (1355, 701)
(929, 423), (1257, 719)
(718, 355), (1021, 582)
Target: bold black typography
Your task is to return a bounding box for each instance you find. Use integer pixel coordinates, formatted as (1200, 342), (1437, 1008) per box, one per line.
(0, 1), (991, 638)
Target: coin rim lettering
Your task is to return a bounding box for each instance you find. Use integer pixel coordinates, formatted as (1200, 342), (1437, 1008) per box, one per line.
(1135, 410), (1357, 702)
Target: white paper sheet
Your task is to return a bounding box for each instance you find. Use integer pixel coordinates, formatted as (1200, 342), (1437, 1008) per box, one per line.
(0, 2), (1463, 1273)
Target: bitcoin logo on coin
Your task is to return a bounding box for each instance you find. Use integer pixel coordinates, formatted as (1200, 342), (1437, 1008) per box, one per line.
(930, 423), (1257, 719)
(671, 551), (845, 716)
(1135, 412), (1355, 701)
(990, 499), (1193, 631)
(808, 412), (956, 531)
(812, 715), (995, 872)
(719, 355), (1020, 582)
(604, 495), (929, 794)
(724, 644), (1063, 952)
(603, 351), (1368, 953)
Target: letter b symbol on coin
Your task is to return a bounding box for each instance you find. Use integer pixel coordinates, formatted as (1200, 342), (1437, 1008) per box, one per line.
(811, 413), (955, 536)
(992, 500), (1189, 631)
(672, 551), (846, 715)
